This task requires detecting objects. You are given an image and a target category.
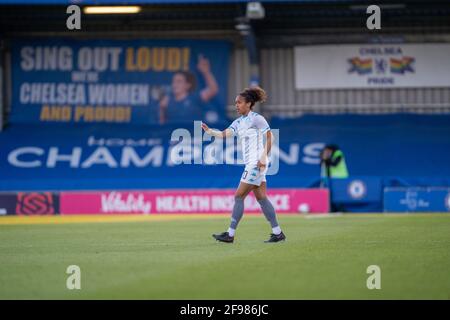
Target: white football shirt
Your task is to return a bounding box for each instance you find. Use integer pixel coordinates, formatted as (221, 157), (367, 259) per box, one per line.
(228, 111), (271, 166)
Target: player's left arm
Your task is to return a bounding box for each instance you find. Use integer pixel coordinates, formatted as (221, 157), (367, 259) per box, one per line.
(258, 130), (272, 171)
(255, 116), (272, 171)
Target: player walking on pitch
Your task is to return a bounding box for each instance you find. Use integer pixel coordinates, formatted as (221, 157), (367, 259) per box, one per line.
(202, 86), (286, 243)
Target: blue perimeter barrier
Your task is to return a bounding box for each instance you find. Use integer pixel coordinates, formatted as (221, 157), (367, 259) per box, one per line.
(1, 114), (450, 212)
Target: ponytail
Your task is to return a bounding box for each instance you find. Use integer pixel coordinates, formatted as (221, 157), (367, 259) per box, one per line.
(239, 86), (267, 108)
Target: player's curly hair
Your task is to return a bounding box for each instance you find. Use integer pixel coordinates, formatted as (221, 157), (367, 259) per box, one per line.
(239, 86), (267, 108)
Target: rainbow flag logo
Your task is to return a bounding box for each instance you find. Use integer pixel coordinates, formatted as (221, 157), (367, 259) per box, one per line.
(390, 56), (415, 74)
(348, 57), (373, 75)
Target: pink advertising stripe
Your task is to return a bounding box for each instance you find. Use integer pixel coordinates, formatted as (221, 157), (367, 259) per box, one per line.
(60, 189), (329, 215)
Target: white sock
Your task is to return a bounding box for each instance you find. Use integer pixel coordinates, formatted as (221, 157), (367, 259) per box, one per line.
(272, 226), (282, 235)
(227, 228), (235, 237)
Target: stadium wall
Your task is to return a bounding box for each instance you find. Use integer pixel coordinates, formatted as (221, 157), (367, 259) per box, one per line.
(228, 47), (450, 117)
(2, 9), (450, 213)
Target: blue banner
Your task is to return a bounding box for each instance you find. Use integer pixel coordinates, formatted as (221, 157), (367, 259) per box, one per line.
(384, 187), (450, 212)
(271, 114), (450, 177)
(0, 123), (316, 191)
(11, 39), (230, 125)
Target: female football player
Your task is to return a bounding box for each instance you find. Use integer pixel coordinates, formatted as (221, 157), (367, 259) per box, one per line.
(201, 86), (286, 243)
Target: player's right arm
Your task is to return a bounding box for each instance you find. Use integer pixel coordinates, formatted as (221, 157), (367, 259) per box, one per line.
(201, 122), (233, 138)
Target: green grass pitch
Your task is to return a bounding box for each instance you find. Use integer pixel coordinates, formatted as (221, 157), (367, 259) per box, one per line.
(0, 214), (449, 299)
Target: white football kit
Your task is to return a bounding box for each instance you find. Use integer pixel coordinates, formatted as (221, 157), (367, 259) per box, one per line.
(228, 111), (271, 186)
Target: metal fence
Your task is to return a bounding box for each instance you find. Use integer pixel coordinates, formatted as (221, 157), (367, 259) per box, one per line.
(227, 47), (450, 119)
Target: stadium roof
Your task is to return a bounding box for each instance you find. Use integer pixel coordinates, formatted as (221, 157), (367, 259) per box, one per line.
(0, 0), (449, 44)
(0, 0), (373, 4)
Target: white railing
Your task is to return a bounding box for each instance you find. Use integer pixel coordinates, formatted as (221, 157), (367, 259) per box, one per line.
(227, 103), (450, 118)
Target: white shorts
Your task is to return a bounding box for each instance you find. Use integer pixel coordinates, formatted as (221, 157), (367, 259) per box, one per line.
(240, 164), (267, 186)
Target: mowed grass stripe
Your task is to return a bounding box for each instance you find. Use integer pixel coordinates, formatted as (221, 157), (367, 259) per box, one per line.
(1, 213), (448, 225)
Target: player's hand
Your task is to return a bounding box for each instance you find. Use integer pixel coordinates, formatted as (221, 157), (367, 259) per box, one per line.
(257, 160), (266, 172)
(201, 122), (210, 132)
